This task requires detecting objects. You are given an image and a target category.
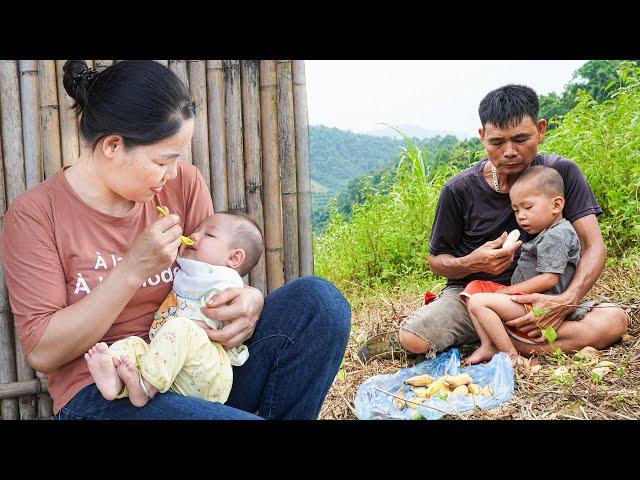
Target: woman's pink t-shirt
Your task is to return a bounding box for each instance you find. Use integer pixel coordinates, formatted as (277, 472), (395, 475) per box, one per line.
(0, 162), (213, 414)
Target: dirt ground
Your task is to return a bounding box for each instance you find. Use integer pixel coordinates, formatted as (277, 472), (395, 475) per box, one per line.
(319, 259), (640, 420)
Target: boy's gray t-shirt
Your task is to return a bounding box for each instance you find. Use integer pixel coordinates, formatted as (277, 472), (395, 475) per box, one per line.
(510, 218), (581, 295)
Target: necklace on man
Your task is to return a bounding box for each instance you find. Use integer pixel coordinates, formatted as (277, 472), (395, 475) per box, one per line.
(490, 163), (501, 193)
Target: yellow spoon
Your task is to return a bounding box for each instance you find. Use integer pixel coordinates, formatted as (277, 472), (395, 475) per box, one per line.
(156, 205), (194, 246)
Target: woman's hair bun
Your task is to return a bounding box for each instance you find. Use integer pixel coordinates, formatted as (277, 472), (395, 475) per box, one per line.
(62, 60), (99, 115)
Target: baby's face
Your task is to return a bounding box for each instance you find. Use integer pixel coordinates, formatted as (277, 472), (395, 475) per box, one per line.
(509, 183), (562, 235)
(180, 214), (239, 267)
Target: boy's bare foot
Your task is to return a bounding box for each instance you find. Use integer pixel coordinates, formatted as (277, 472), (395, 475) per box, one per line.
(85, 343), (122, 400)
(461, 344), (498, 366)
(115, 356), (151, 408)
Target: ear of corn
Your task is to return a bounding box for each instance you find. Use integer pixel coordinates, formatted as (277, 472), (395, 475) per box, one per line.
(443, 373), (472, 388)
(404, 374), (435, 386)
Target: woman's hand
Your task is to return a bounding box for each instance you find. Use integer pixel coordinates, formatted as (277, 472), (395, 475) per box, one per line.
(505, 293), (575, 342)
(199, 286), (264, 349)
(122, 213), (183, 284)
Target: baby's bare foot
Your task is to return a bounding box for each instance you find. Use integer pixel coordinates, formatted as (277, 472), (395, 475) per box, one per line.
(116, 357), (150, 408)
(85, 343), (122, 400)
(462, 344), (498, 366)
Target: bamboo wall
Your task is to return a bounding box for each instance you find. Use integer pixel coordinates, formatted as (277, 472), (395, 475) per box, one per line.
(0, 59), (313, 419)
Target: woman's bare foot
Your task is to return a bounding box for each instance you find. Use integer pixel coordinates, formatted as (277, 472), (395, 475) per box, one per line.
(462, 344), (499, 366)
(85, 343), (122, 400)
(115, 356), (152, 408)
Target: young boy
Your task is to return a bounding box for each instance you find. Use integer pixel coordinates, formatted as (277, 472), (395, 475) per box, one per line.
(459, 166), (582, 366)
(84, 211), (264, 407)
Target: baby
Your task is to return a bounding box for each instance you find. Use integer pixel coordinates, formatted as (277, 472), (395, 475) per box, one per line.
(85, 211), (264, 407)
(459, 166), (582, 366)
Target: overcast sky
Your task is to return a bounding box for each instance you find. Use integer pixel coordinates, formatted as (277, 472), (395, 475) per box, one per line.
(305, 60), (587, 139)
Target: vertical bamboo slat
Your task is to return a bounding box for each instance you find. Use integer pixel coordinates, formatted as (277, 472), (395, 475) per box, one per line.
(55, 60), (80, 166)
(17, 60), (39, 419)
(259, 61), (285, 293)
(276, 61), (299, 283)
(0, 60), (24, 420)
(169, 60), (193, 165)
(292, 60), (314, 276)
(224, 60), (245, 213)
(207, 60), (228, 212)
(241, 60), (267, 294)
(155, 60), (169, 67)
(39, 60), (62, 179)
(189, 60), (211, 191)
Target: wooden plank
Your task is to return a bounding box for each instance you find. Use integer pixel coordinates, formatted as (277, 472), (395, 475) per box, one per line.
(189, 60), (211, 190)
(241, 60), (267, 294)
(39, 60), (62, 179)
(224, 60), (245, 212)
(169, 60), (193, 164)
(276, 60), (299, 283)
(259, 61), (285, 293)
(292, 60), (314, 276)
(206, 60), (227, 211)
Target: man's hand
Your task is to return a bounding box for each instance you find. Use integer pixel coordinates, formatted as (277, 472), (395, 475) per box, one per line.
(198, 286), (264, 349)
(465, 232), (522, 276)
(505, 293), (575, 343)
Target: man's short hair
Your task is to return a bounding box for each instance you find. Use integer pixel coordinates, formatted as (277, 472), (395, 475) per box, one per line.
(479, 84), (539, 129)
(217, 211), (264, 277)
(512, 165), (565, 198)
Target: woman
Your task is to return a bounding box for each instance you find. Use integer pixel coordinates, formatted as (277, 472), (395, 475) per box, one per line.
(0, 60), (351, 419)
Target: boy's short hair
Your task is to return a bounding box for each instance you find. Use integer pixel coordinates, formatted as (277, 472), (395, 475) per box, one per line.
(217, 211), (264, 276)
(479, 84), (539, 129)
(512, 165), (565, 198)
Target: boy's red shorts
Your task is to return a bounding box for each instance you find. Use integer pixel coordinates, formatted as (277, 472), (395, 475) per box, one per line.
(459, 280), (538, 345)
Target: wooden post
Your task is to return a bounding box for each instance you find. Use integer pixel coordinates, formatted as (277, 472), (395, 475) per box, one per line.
(189, 60), (210, 189)
(206, 60), (227, 212)
(241, 60), (267, 294)
(276, 61), (299, 283)
(17, 60), (40, 419)
(0, 60), (24, 420)
(259, 61), (285, 293)
(55, 60), (80, 166)
(224, 61), (245, 213)
(169, 60), (193, 164)
(39, 60), (62, 179)
(292, 60), (314, 276)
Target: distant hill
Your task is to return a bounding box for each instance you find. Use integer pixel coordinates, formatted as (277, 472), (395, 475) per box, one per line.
(365, 124), (468, 140)
(309, 125), (404, 193)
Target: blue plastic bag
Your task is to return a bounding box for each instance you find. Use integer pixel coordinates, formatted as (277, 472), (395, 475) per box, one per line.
(354, 348), (514, 420)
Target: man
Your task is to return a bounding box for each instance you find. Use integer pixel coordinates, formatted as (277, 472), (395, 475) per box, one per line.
(359, 84), (628, 362)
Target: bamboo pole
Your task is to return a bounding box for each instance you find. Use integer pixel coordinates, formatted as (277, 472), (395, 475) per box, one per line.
(0, 378), (48, 400)
(206, 60), (227, 211)
(39, 60), (62, 179)
(16, 60), (40, 419)
(169, 60), (193, 164)
(292, 60), (314, 276)
(155, 60), (169, 67)
(241, 60), (267, 294)
(259, 61), (285, 293)
(0, 60), (22, 420)
(189, 60), (211, 190)
(224, 60), (245, 213)
(276, 60), (299, 283)
(55, 60), (80, 166)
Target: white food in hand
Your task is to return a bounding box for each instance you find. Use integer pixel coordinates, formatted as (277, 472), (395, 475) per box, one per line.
(503, 229), (521, 248)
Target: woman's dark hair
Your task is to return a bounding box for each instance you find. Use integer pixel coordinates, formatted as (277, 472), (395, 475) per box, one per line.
(62, 60), (196, 151)
(478, 84), (539, 130)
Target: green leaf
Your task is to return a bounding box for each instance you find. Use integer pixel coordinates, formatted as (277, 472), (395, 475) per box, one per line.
(337, 369), (346, 381)
(541, 327), (558, 344)
(531, 306), (550, 318)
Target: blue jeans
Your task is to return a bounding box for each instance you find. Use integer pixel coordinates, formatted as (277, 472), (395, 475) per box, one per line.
(57, 276), (351, 420)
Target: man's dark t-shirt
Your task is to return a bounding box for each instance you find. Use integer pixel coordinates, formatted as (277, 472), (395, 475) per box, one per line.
(428, 153), (602, 288)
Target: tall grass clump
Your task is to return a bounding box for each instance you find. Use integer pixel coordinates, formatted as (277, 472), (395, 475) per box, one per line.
(542, 61), (640, 257)
(314, 130), (460, 295)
